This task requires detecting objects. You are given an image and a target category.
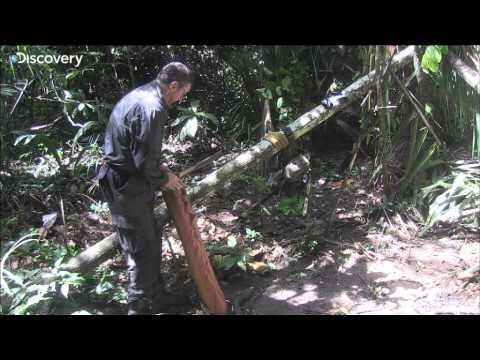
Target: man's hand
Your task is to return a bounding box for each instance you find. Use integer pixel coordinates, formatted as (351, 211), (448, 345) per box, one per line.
(160, 165), (185, 192)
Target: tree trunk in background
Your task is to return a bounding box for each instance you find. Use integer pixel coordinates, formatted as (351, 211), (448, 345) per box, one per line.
(261, 99), (276, 176)
(376, 45), (392, 198)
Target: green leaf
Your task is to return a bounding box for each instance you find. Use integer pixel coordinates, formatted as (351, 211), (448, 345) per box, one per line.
(256, 88), (266, 97)
(212, 255), (225, 268)
(474, 113), (480, 159)
(2, 269), (24, 288)
(171, 115), (192, 127)
(421, 46), (439, 73)
(222, 256), (237, 270)
(14, 134), (37, 146)
(227, 235), (237, 248)
(179, 117), (199, 141)
(95, 281), (113, 295)
(54, 256), (65, 268)
(63, 90), (72, 100)
(266, 89), (273, 100)
(237, 260), (247, 272)
(197, 112), (218, 125)
(425, 103), (433, 116)
(25, 293), (47, 308)
(438, 45), (448, 55)
(282, 77), (292, 89)
(190, 100), (200, 112)
(421, 46), (447, 74)
(72, 121), (96, 149)
(25, 269), (40, 278)
(66, 70), (80, 80)
(277, 97), (284, 109)
(9, 291), (27, 311)
(11, 302), (30, 315)
(279, 196), (304, 216)
(0, 85), (17, 97)
(176, 106), (193, 113)
(401, 143), (439, 191)
(60, 283), (69, 299)
(279, 67), (289, 76)
(63, 273), (85, 286)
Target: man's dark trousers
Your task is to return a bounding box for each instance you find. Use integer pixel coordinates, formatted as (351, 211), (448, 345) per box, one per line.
(98, 79), (171, 314)
(99, 165), (164, 314)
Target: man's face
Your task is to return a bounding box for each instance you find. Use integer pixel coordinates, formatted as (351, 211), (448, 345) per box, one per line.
(166, 81), (191, 107)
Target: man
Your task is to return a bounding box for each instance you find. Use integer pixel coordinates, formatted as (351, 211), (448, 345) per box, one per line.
(97, 62), (193, 314)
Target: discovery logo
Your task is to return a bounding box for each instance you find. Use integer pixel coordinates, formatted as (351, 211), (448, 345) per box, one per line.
(9, 52), (84, 68)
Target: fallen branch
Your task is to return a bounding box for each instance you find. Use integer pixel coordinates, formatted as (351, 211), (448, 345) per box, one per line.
(244, 192), (274, 214)
(29, 114), (63, 131)
(9, 80), (32, 116)
(43, 46), (416, 280)
(458, 264), (480, 281)
(302, 155), (312, 218)
(178, 150), (223, 178)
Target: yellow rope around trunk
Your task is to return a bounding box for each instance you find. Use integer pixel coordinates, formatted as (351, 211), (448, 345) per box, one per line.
(264, 131), (289, 151)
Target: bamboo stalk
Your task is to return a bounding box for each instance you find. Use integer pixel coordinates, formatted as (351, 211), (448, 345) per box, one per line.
(376, 46), (392, 197)
(390, 71), (444, 147)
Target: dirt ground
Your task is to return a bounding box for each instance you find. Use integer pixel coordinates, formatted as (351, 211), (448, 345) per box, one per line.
(40, 146), (479, 315)
(153, 150), (479, 315)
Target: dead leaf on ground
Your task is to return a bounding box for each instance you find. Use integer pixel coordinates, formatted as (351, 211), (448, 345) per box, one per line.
(248, 261), (270, 273)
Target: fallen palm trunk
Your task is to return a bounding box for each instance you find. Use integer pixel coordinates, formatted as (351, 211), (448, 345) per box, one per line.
(49, 45), (415, 279)
(163, 187), (228, 314)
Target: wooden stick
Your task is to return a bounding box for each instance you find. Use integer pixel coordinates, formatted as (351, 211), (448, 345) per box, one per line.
(458, 264), (480, 280)
(60, 196), (66, 226)
(245, 192), (274, 214)
(9, 80), (32, 116)
(163, 186), (228, 314)
(178, 150), (223, 178)
(302, 161), (312, 218)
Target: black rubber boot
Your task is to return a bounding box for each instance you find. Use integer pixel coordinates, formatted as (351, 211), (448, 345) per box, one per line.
(127, 297), (153, 315)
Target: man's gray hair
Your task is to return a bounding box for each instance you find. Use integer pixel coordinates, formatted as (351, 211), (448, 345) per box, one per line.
(157, 62), (194, 87)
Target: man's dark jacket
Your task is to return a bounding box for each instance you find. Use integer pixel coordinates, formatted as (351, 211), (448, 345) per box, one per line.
(98, 80), (169, 228)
